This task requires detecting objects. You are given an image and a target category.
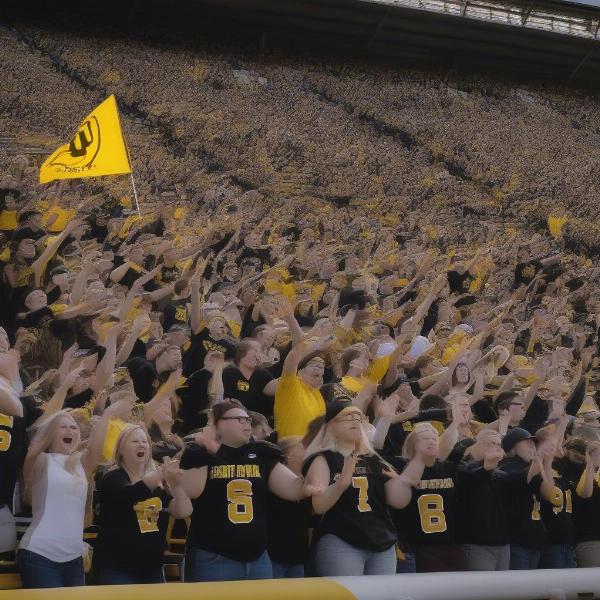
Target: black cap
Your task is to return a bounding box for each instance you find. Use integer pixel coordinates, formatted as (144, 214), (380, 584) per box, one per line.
(325, 398), (355, 423)
(502, 427), (534, 453)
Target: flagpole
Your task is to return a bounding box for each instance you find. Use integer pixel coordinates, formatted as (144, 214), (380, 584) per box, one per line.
(130, 171), (141, 217)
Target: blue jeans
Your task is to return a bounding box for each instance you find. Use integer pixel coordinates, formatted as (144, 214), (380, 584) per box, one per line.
(396, 551), (417, 574)
(185, 548), (272, 582)
(271, 561), (304, 578)
(510, 545), (541, 570)
(18, 549), (84, 588)
(539, 545), (576, 569)
(94, 564), (165, 585)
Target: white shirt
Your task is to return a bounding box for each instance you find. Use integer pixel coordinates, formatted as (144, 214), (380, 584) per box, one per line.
(19, 453), (87, 562)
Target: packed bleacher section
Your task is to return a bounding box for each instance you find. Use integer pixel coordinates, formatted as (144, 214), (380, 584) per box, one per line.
(2, 19), (600, 588)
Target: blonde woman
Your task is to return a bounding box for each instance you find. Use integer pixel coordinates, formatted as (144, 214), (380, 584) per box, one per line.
(92, 424), (192, 585)
(303, 400), (416, 576)
(388, 408), (468, 573)
(18, 409), (109, 588)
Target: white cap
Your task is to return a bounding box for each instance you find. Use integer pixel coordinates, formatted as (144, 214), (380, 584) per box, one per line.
(409, 336), (433, 358)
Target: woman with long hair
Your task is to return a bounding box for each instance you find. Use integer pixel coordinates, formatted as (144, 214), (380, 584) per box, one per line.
(180, 399), (319, 582)
(92, 424), (192, 584)
(17, 409), (109, 588)
(303, 400), (415, 576)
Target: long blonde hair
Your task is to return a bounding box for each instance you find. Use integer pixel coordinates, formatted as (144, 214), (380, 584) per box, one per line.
(108, 424), (156, 479)
(25, 410), (83, 494)
(304, 409), (387, 469)
(402, 422), (438, 460)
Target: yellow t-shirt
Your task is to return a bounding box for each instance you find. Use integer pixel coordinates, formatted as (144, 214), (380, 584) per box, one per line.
(340, 375), (366, 395)
(274, 373), (325, 438)
(367, 355), (391, 383)
(0, 210), (17, 231)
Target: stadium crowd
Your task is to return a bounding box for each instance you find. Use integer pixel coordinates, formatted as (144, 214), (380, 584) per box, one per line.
(1, 146), (600, 588)
(2, 17), (600, 591)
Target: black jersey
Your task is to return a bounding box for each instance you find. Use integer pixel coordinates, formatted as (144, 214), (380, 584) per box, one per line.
(267, 493), (311, 565)
(540, 463), (574, 546)
(492, 457), (546, 549)
(182, 328), (237, 377)
(180, 441), (280, 561)
(573, 477), (600, 544)
(93, 468), (171, 575)
(388, 457), (458, 548)
(456, 460), (509, 546)
(222, 366), (274, 418)
(303, 451), (396, 552)
(0, 396), (41, 507)
(383, 410), (448, 456)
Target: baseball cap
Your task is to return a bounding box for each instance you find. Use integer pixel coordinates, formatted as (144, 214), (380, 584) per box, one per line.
(502, 427), (534, 453)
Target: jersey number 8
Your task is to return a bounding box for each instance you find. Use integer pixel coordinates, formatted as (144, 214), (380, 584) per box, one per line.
(227, 479), (254, 524)
(417, 493), (447, 534)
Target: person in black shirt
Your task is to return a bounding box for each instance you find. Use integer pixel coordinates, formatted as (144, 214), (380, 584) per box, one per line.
(180, 400), (316, 582)
(387, 414), (467, 574)
(456, 430), (510, 570)
(222, 340), (276, 419)
(304, 401), (417, 576)
(574, 440), (600, 567)
(492, 427), (560, 569)
(183, 277), (237, 376)
(268, 436), (311, 578)
(535, 423), (576, 569)
(93, 425), (192, 584)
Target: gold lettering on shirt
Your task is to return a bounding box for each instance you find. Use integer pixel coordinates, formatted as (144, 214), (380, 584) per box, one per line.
(210, 464), (261, 479)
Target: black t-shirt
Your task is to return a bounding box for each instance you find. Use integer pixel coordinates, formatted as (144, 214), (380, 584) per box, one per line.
(93, 468), (171, 574)
(0, 396), (41, 507)
(573, 478), (600, 544)
(513, 260), (542, 289)
(163, 298), (189, 332)
(64, 388), (94, 410)
(119, 263), (145, 289)
(540, 462), (575, 546)
(383, 409), (448, 456)
(127, 356), (158, 404)
(387, 457), (458, 548)
(492, 457), (545, 549)
(303, 451), (396, 552)
(176, 368), (211, 436)
(180, 441), (280, 561)
(456, 460), (508, 546)
(222, 366), (274, 418)
(447, 270), (474, 295)
(182, 328), (237, 377)
(267, 492), (311, 565)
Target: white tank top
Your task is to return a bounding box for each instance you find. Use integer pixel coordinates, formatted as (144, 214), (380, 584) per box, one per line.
(19, 453), (88, 562)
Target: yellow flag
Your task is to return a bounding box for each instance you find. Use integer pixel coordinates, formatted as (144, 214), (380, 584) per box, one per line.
(40, 95), (131, 184)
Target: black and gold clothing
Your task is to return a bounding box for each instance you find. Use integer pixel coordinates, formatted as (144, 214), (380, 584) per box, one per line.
(119, 262), (146, 289)
(456, 460), (508, 546)
(303, 451), (396, 552)
(492, 457), (545, 549)
(383, 410), (448, 456)
(182, 328), (237, 377)
(267, 493), (311, 566)
(93, 468), (171, 577)
(222, 366), (274, 418)
(162, 298), (189, 332)
(180, 441), (281, 562)
(0, 396), (41, 507)
(388, 458), (457, 548)
(573, 473), (600, 544)
(540, 463), (575, 546)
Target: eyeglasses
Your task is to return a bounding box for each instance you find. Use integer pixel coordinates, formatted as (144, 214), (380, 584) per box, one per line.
(337, 414), (364, 423)
(220, 416), (252, 425)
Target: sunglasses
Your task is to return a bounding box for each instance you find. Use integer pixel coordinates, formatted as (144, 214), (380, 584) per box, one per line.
(220, 416), (252, 425)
